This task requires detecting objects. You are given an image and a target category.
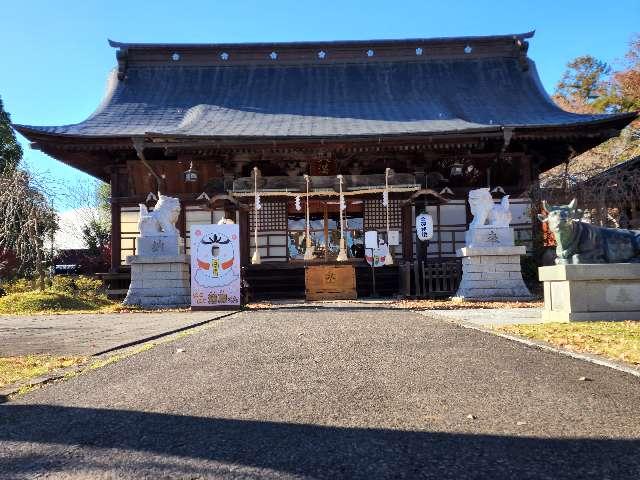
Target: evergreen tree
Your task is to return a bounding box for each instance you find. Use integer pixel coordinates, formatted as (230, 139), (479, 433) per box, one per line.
(0, 96), (23, 172)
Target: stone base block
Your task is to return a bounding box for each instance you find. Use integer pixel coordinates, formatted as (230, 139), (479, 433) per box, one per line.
(455, 245), (532, 301)
(137, 235), (184, 257)
(465, 226), (515, 248)
(539, 264), (640, 322)
(123, 254), (190, 307)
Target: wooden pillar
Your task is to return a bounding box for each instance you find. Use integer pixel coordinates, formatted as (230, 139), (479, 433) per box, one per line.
(178, 204), (187, 239)
(110, 201), (121, 272)
(239, 208), (250, 266)
(401, 203), (413, 262)
(109, 167), (122, 272)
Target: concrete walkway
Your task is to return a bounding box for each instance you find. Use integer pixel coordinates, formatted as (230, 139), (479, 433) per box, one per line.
(2, 308), (639, 479)
(418, 307), (544, 326)
(0, 311), (233, 356)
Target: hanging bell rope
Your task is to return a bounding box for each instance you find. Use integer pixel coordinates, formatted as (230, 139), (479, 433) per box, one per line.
(251, 167), (261, 265)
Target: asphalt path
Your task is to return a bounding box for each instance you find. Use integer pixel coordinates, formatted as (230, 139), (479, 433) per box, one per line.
(1, 308), (639, 479)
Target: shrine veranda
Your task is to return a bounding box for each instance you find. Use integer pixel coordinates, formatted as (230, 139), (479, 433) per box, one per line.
(15, 32), (636, 300)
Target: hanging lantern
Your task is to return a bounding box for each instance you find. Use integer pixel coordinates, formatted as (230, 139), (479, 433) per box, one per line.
(295, 195), (301, 211)
(416, 213), (434, 241)
(184, 161), (198, 182)
(382, 189), (389, 207)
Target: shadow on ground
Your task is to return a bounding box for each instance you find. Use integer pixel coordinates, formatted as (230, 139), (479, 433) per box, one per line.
(1, 404), (639, 479)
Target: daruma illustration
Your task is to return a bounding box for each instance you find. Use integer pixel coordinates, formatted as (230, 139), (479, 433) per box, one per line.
(193, 228), (239, 288)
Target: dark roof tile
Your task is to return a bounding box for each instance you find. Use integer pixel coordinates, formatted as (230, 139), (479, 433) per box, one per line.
(15, 35), (636, 141)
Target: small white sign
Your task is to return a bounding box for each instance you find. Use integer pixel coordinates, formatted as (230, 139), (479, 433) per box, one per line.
(416, 213), (434, 241)
(365, 230), (379, 250)
(387, 230), (400, 246)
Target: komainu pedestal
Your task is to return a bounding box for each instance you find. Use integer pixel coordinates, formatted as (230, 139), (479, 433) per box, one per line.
(455, 246), (532, 300)
(454, 188), (532, 301)
(122, 195), (190, 308)
(539, 264), (640, 322)
(123, 254), (190, 307)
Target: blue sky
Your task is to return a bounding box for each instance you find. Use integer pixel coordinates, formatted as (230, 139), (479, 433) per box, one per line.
(1, 0), (638, 210)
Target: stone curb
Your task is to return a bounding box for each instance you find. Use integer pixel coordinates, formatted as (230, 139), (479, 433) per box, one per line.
(446, 317), (640, 379)
(0, 311), (240, 403)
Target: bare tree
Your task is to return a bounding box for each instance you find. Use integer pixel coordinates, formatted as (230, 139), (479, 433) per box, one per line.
(0, 167), (57, 289)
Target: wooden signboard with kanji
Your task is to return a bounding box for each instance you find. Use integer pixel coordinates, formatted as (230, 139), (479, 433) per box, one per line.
(305, 264), (357, 301)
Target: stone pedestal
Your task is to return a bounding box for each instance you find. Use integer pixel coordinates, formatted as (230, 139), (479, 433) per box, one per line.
(123, 254), (190, 307)
(137, 235), (184, 257)
(465, 225), (514, 248)
(539, 264), (640, 322)
(454, 246), (532, 300)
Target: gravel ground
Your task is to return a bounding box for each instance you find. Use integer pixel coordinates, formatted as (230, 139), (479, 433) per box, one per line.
(1, 308), (639, 479)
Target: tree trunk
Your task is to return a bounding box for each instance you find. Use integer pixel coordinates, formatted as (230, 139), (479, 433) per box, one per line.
(33, 221), (45, 291)
(36, 245), (45, 291)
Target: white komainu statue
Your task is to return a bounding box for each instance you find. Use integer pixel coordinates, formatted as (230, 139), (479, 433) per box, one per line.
(468, 188), (512, 228)
(138, 194), (181, 236)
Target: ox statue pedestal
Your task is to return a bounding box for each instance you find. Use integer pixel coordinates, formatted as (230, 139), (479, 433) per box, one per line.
(454, 188), (532, 301)
(538, 199), (640, 321)
(123, 195), (191, 308)
(539, 264), (640, 322)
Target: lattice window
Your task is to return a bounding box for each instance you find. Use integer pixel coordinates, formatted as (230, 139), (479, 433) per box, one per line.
(249, 201), (287, 231)
(364, 199), (402, 230)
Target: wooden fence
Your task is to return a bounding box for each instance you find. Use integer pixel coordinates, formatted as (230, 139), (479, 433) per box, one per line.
(400, 259), (462, 298)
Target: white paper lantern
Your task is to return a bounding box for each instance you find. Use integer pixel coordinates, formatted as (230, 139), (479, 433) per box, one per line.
(295, 195), (301, 211)
(416, 213), (433, 241)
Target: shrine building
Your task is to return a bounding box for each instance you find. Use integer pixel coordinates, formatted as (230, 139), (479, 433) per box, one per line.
(14, 32), (637, 299)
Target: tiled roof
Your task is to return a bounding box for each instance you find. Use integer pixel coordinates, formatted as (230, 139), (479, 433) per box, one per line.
(14, 33), (637, 141)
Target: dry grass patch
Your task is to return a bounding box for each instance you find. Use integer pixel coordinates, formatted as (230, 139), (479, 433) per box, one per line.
(246, 299), (543, 310)
(0, 355), (86, 388)
(498, 321), (640, 367)
(393, 299), (543, 310)
(0, 291), (119, 315)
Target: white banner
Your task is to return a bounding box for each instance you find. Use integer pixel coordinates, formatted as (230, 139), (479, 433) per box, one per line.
(191, 224), (241, 308)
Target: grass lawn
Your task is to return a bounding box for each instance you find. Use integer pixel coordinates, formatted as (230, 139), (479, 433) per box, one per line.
(0, 355), (86, 389)
(498, 321), (640, 367)
(0, 291), (121, 315)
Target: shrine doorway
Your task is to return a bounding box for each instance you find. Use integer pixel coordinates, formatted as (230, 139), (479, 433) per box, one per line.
(286, 199), (365, 262)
